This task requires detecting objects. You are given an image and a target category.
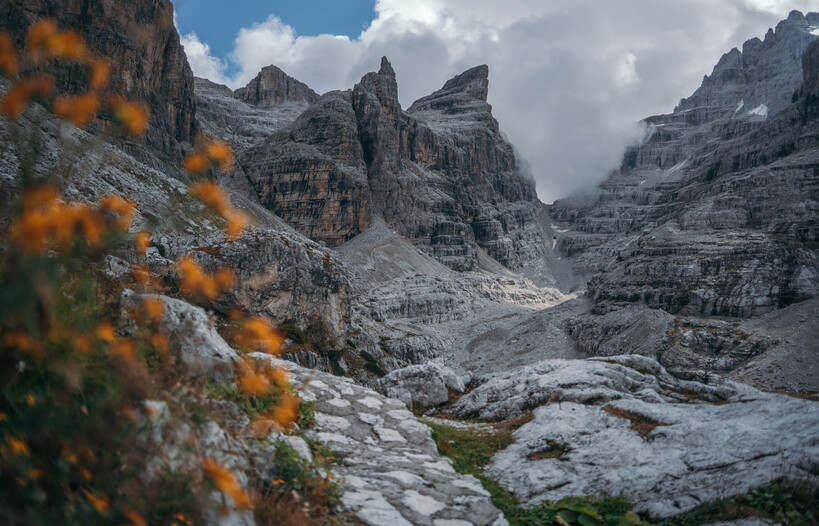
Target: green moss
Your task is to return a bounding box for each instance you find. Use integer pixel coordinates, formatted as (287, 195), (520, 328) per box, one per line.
(657, 480), (818, 526)
(423, 419), (646, 526)
(202, 381), (285, 419)
(359, 350), (386, 377)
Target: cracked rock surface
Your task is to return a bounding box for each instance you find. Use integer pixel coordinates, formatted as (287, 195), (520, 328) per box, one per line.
(447, 355), (818, 519)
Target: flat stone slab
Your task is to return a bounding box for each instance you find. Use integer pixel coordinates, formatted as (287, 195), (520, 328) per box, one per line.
(471, 357), (819, 518)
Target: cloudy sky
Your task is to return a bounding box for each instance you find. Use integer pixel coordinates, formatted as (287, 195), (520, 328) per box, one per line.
(174, 0), (819, 203)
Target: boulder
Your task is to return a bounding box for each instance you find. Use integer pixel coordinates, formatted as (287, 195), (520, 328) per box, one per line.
(120, 290), (239, 383)
(377, 363), (466, 408)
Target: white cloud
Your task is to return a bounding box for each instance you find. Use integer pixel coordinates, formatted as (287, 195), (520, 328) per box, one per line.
(179, 0), (819, 203)
(180, 32), (229, 85)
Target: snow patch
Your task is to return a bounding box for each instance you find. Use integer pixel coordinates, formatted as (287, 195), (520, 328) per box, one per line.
(748, 104), (768, 118)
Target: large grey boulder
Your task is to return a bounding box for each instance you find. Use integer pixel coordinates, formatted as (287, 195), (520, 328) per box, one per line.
(377, 362), (466, 408)
(488, 394), (819, 519)
(447, 355), (819, 519)
(121, 290), (239, 383)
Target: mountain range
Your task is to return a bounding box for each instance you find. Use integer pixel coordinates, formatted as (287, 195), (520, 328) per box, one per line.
(1, 1), (817, 524)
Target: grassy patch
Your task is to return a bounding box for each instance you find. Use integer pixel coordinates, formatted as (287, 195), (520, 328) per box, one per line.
(424, 420), (514, 474)
(423, 418), (647, 526)
(253, 441), (349, 525)
(603, 407), (668, 437)
(359, 350), (386, 377)
(527, 440), (569, 461)
(657, 480), (819, 526)
(202, 380), (286, 419)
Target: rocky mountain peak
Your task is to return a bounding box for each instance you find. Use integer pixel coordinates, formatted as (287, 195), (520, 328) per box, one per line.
(378, 55), (395, 77)
(235, 64), (320, 107)
(407, 64), (495, 129)
(441, 64), (490, 101)
(670, 11), (818, 123)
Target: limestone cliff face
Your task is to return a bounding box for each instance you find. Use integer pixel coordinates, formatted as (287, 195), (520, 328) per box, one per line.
(240, 57), (550, 277)
(0, 0), (197, 162)
(235, 64), (320, 107)
(240, 90), (372, 247)
(550, 12), (819, 381)
(552, 11), (819, 318)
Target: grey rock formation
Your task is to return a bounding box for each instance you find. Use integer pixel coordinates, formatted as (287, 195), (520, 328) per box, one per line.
(489, 394), (819, 519)
(240, 90), (372, 246)
(239, 57), (553, 280)
(446, 355), (819, 519)
(377, 362), (465, 408)
(449, 354), (755, 421)
(551, 12), (819, 385)
(1, 0), (198, 162)
(121, 290), (239, 383)
(235, 64), (320, 107)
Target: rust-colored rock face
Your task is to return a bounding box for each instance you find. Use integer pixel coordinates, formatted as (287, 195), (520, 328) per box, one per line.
(0, 0), (197, 161)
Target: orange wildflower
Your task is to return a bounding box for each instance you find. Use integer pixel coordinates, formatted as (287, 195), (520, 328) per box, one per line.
(82, 489), (109, 513)
(8, 438), (29, 455)
(26, 19), (58, 63)
(0, 74), (55, 120)
(111, 339), (136, 364)
(237, 359), (270, 396)
(99, 194), (136, 230)
(28, 468), (44, 480)
(237, 317), (284, 355)
(3, 331), (37, 353)
(177, 256), (233, 301)
(271, 391), (300, 429)
(205, 141), (234, 171)
(53, 92), (99, 128)
(183, 152), (209, 174)
(0, 33), (19, 77)
(110, 96), (149, 137)
(134, 230), (151, 255)
(49, 30), (86, 60)
(0, 412), (6, 422)
(224, 208), (249, 240)
(142, 297), (165, 322)
(267, 366), (289, 386)
(88, 58), (109, 90)
(203, 458), (254, 510)
(72, 334), (92, 354)
(125, 510), (148, 526)
(95, 323), (116, 343)
(27, 20), (86, 62)
(190, 180), (229, 215)
(150, 333), (168, 354)
(120, 406), (137, 421)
